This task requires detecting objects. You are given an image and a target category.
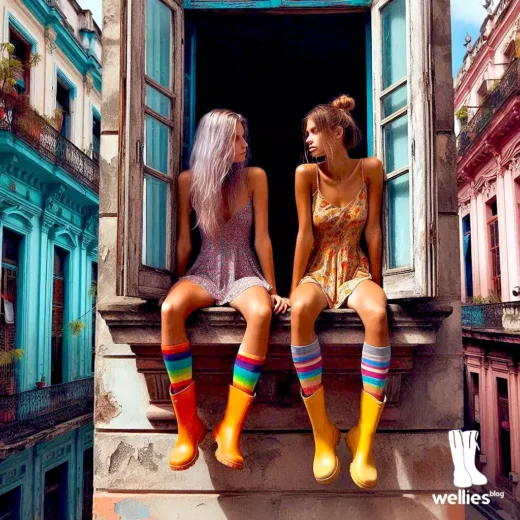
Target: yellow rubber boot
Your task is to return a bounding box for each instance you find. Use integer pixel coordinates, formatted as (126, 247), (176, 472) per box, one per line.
(169, 381), (206, 471)
(212, 385), (254, 470)
(302, 386), (341, 485)
(345, 390), (385, 489)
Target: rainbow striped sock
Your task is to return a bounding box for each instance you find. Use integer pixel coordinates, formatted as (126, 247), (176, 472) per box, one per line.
(291, 337), (323, 397)
(361, 342), (391, 401)
(162, 341), (193, 395)
(232, 349), (265, 395)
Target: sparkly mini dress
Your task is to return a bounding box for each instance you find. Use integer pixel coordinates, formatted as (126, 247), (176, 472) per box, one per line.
(299, 160), (372, 309)
(183, 198), (271, 305)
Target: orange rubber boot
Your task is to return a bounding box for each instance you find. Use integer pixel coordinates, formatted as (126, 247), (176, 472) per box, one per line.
(212, 385), (254, 470)
(169, 381), (206, 471)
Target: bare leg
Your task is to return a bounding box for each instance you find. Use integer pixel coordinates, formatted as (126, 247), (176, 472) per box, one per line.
(346, 280), (389, 346)
(229, 286), (273, 357)
(290, 283), (328, 346)
(161, 279), (215, 345)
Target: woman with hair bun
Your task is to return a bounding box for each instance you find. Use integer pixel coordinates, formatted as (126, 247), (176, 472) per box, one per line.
(289, 95), (389, 488)
(161, 109), (287, 472)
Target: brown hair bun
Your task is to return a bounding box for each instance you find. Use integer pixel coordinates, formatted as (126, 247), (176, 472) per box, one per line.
(332, 94), (355, 113)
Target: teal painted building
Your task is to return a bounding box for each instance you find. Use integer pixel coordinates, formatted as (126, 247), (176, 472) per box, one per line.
(0, 0), (101, 518)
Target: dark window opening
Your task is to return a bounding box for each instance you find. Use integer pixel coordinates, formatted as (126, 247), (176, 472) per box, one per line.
(92, 114), (101, 164)
(187, 12), (368, 296)
(462, 215), (473, 299)
(9, 27), (31, 95)
(0, 230), (20, 398)
(496, 377), (512, 481)
(82, 447), (94, 519)
(51, 248), (67, 385)
(0, 486), (21, 520)
(43, 462), (68, 520)
(91, 263), (97, 373)
(56, 80), (71, 139)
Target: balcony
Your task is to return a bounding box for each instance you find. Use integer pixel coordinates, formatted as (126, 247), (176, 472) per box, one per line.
(0, 106), (99, 193)
(462, 302), (520, 342)
(457, 60), (520, 159)
(0, 377), (94, 455)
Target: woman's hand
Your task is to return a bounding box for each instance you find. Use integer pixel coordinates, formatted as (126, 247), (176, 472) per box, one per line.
(271, 295), (289, 315)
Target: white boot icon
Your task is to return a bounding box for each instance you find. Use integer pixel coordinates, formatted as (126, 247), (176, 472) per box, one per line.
(462, 430), (488, 485)
(449, 429), (472, 488)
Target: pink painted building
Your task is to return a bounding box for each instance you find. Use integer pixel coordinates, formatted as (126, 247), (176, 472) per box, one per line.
(455, 0), (520, 304)
(455, 0), (520, 516)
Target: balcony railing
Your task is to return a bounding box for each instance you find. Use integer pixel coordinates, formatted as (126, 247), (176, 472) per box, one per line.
(0, 377), (93, 445)
(0, 107), (99, 193)
(457, 60), (520, 158)
(462, 302), (520, 331)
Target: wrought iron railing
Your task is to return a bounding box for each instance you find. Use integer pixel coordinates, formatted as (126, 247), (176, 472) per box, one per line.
(462, 302), (520, 331)
(457, 60), (520, 158)
(0, 377), (93, 444)
(0, 107), (99, 193)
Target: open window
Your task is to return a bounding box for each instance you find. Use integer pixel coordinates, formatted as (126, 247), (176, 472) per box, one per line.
(92, 109), (101, 164)
(51, 248), (67, 385)
(120, 0), (436, 300)
(0, 229), (20, 397)
(120, 0), (183, 298)
(9, 26), (32, 95)
(486, 198), (501, 299)
(372, 0), (435, 298)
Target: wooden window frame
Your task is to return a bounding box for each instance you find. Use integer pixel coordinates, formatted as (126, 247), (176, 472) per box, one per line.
(487, 200), (501, 299)
(120, 0), (184, 298)
(372, 0), (436, 299)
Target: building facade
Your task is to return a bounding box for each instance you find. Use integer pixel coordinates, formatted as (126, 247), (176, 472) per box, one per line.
(455, 0), (520, 516)
(94, 0), (463, 518)
(455, 0), (520, 304)
(0, 0), (101, 518)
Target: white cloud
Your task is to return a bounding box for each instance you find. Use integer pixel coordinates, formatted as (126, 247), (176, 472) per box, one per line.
(451, 0), (498, 26)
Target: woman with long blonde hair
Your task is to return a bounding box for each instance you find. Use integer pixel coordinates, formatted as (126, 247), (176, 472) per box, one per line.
(161, 109), (287, 471)
(290, 95), (389, 488)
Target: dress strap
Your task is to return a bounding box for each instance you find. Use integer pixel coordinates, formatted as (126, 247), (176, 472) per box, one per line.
(360, 158), (364, 185)
(312, 163), (320, 197)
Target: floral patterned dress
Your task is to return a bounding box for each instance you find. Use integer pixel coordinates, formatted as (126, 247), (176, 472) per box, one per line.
(299, 159), (371, 309)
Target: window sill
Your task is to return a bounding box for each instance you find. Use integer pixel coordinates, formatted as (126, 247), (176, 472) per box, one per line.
(98, 298), (452, 427)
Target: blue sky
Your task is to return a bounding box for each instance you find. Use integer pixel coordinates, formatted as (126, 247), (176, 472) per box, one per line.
(80, 0), (102, 27)
(81, 0), (491, 77)
(450, 0), (497, 76)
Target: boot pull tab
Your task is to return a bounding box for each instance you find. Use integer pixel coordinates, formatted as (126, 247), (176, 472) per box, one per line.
(474, 430), (481, 452)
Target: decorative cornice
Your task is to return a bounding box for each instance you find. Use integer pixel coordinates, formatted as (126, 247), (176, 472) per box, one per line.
(83, 73), (94, 95)
(49, 224), (79, 248)
(481, 179), (496, 198)
(44, 27), (57, 54)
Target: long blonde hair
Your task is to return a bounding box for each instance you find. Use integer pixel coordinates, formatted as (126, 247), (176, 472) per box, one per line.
(189, 109), (248, 238)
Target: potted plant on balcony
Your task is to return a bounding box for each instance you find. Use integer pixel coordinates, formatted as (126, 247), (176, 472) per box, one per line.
(45, 107), (63, 133)
(455, 106), (468, 126)
(0, 42), (40, 124)
(36, 374), (46, 389)
(11, 93), (46, 144)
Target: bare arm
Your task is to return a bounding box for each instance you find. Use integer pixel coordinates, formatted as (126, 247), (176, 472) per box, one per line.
(176, 171), (192, 277)
(250, 167), (277, 295)
(290, 165), (315, 295)
(363, 158), (384, 286)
